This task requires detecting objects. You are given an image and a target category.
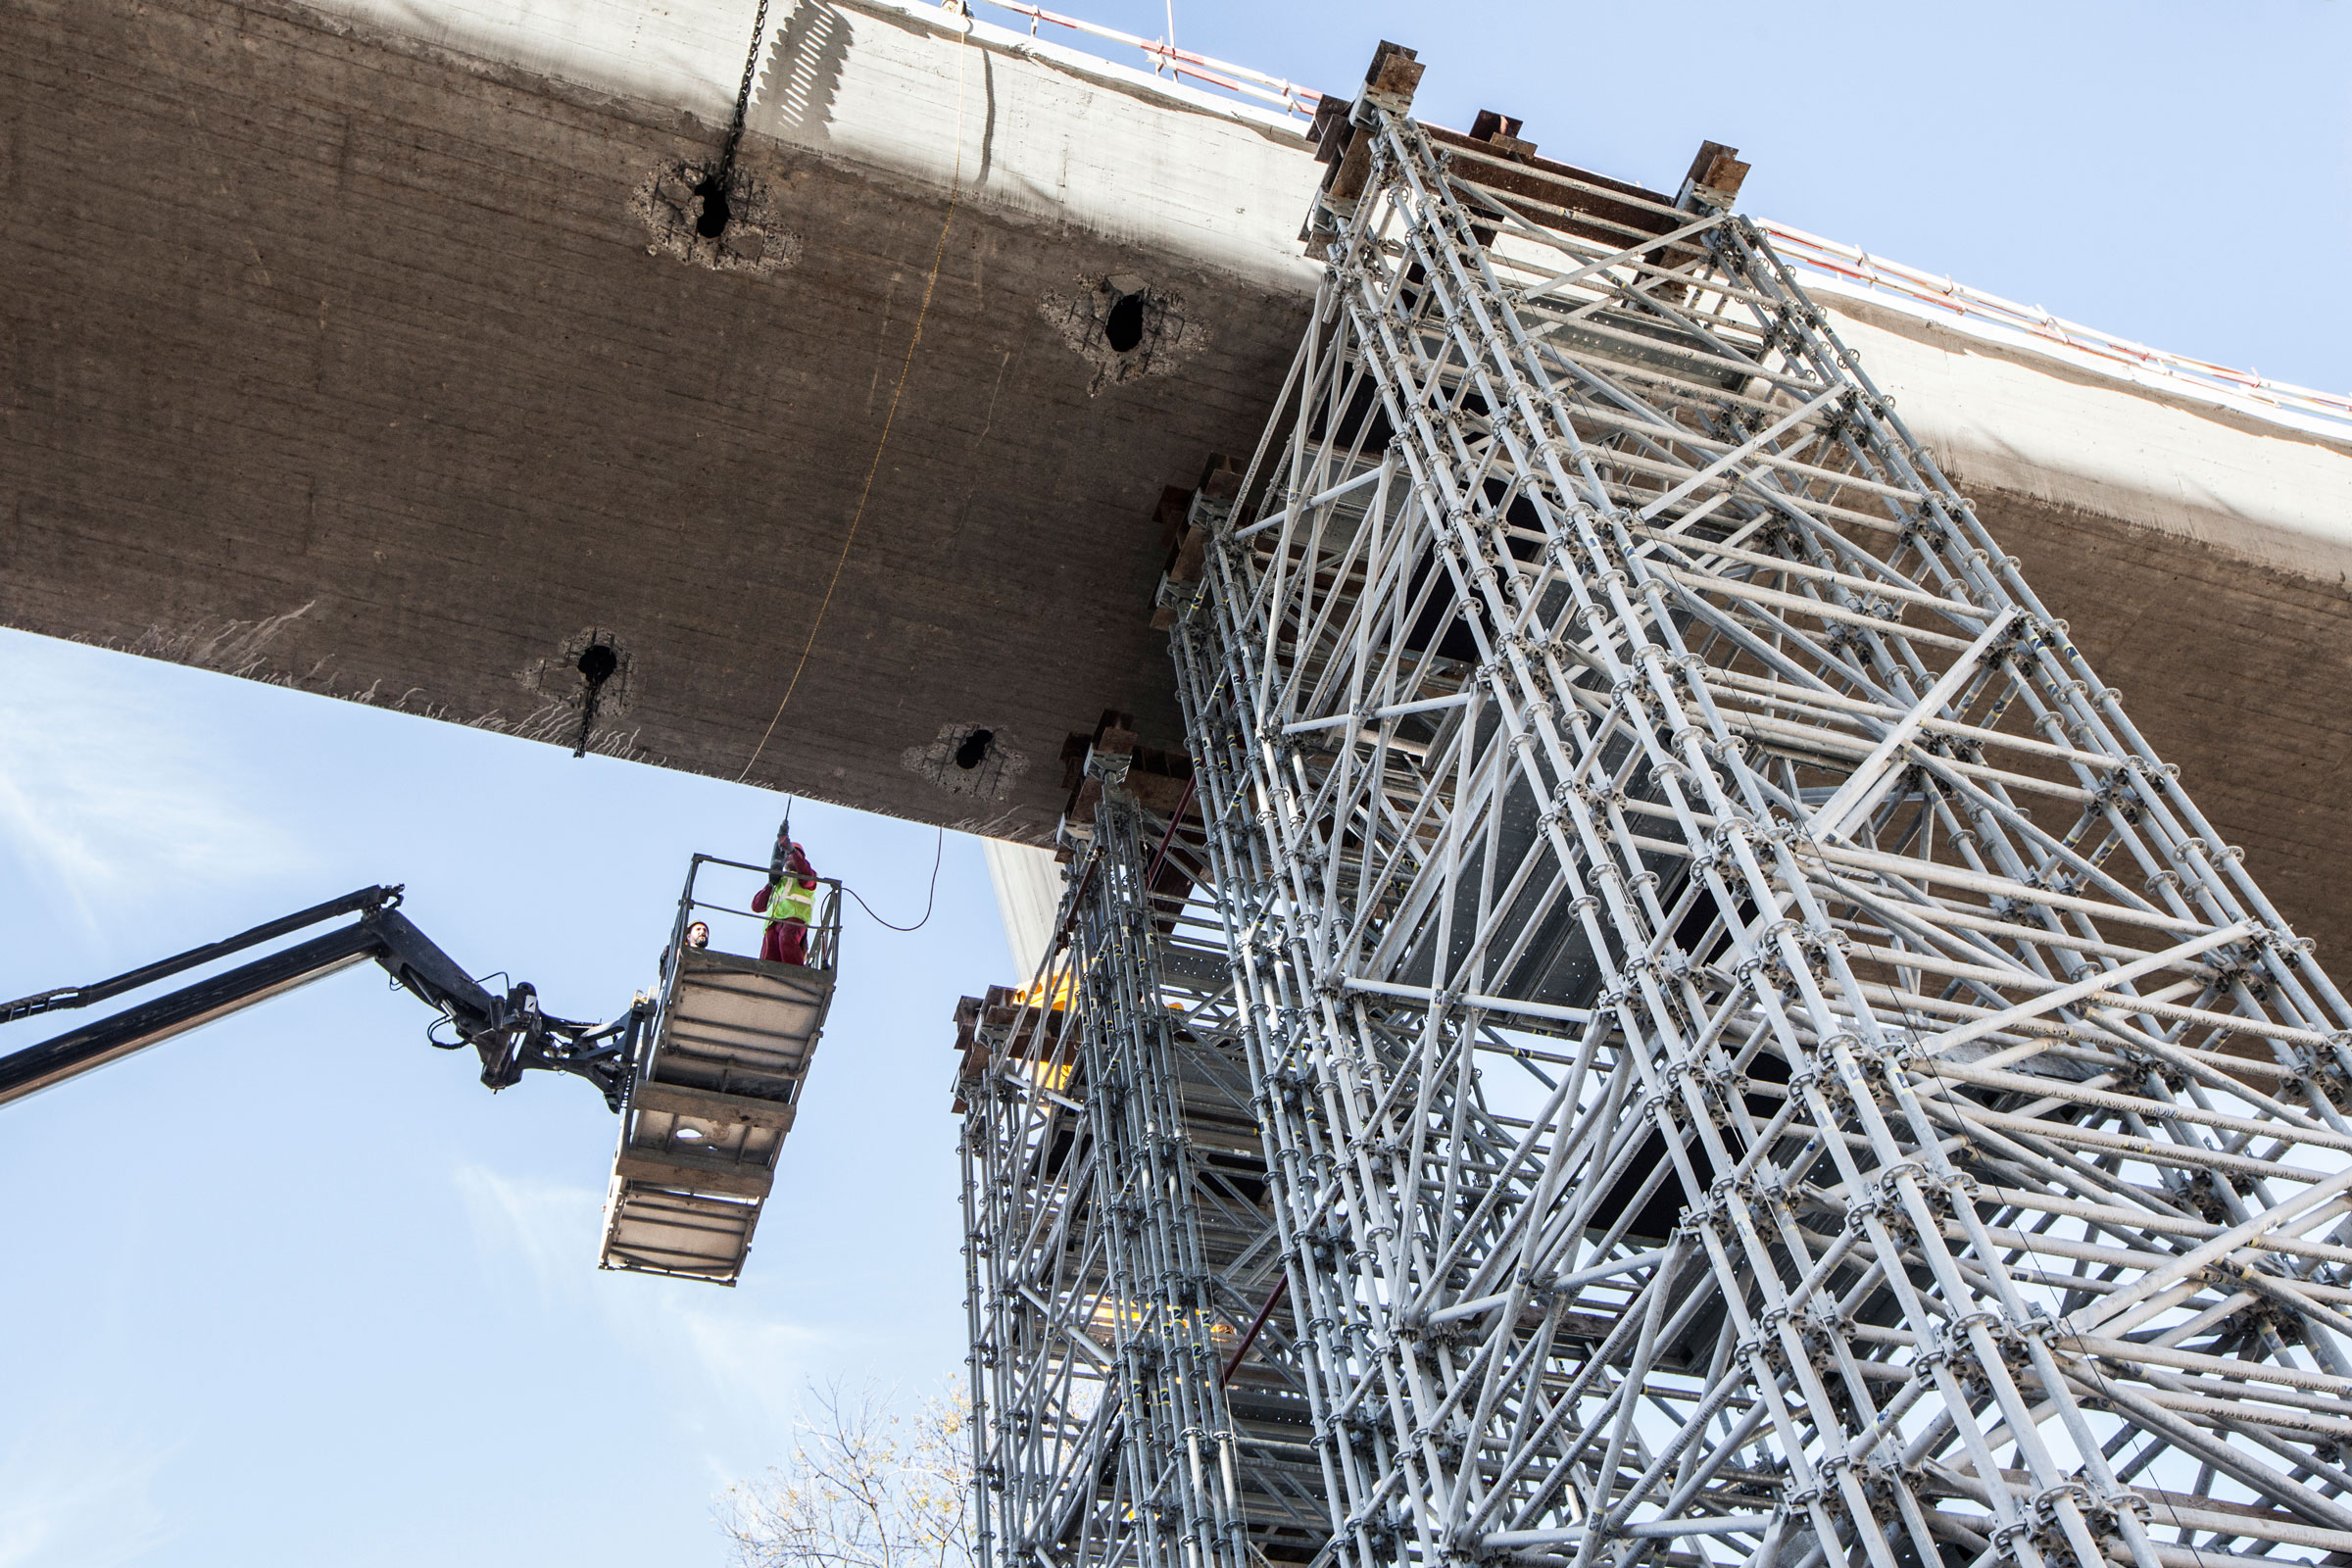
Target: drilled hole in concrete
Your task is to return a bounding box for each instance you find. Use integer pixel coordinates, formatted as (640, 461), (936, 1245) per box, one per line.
(637, 163), (801, 275)
(521, 631), (642, 760)
(904, 721), (1026, 799)
(576, 643), (619, 684)
(1103, 293), (1147, 354)
(1039, 278), (1201, 397)
(694, 172), (733, 238)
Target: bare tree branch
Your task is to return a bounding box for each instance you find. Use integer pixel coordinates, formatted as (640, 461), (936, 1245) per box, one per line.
(719, 1382), (975, 1568)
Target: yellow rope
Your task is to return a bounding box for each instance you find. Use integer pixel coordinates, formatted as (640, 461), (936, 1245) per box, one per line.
(739, 16), (971, 783)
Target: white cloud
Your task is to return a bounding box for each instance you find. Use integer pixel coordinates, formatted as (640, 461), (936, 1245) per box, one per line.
(452, 1162), (832, 1440)
(0, 1411), (173, 1568)
(0, 636), (312, 937)
(452, 1158), (596, 1305)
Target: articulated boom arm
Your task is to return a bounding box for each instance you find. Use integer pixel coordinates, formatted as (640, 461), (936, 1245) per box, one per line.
(0, 886), (641, 1112)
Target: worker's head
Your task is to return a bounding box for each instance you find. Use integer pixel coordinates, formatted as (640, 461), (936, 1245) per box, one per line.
(686, 921), (710, 949)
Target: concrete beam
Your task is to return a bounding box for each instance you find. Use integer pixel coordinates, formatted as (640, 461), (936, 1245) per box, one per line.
(1, 0), (1316, 842)
(6, 0), (2349, 957)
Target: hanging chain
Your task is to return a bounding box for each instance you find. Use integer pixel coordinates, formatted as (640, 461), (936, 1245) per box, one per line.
(696, 0), (773, 233)
(718, 0), (772, 178)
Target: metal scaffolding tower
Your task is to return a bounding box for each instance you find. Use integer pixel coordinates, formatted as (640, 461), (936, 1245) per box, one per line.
(967, 44), (2352, 1568)
(959, 781), (1326, 1568)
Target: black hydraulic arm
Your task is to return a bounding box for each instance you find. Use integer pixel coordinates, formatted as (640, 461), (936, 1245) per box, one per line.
(0, 922), (388, 1107)
(368, 907), (499, 1024)
(0, 887), (642, 1112)
(0, 886), (395, 1028)
(365, 906), (639, 1104)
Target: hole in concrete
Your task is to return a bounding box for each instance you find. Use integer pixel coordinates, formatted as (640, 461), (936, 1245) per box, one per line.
(1038, 279), (1199, 396)
(694, 172), (734, 238)
(1103, 292), (1147, 354)
(576, 643), (619, 684)
(570, 638), (623, 760)
(638, 162), (802, 275)
(905, 721), (1026, 799)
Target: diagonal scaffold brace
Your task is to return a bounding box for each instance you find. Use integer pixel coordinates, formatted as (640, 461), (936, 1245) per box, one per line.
(1150, 40), (2352, 1568)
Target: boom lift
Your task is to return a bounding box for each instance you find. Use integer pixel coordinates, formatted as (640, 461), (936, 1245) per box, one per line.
(600, 851), (841, 1284)
(0, 832), (839, 1286)
(0, 885), (640, 1109)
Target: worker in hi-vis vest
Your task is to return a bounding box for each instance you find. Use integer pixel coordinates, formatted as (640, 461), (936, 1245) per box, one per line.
(753, 840), (819, 966)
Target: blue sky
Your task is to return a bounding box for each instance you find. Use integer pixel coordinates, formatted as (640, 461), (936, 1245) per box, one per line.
(3, 1), (2345, 1563)
(1082, 0), (2352, 394)
(0, 629), (1004, 1565)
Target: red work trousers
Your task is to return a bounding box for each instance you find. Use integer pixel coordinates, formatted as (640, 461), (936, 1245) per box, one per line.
(761, 918), (808, 966)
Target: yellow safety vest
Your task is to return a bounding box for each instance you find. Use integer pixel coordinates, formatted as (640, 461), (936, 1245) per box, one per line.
(766, 875), (815, 926)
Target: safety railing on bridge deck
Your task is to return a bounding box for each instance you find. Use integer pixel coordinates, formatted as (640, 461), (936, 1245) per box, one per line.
(953, 2), (2346, 441)
(1761, 219), (2352, 440)
(963, 0), (1322, 118)
(953, 0), (2347, 440)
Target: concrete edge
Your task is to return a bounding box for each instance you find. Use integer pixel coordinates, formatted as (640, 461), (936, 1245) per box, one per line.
(1806, 273), (2352, 461)
(841, 0), (1318, 146)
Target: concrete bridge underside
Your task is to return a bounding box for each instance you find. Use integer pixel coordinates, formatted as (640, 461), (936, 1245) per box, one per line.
(8, 0), (2352, 956)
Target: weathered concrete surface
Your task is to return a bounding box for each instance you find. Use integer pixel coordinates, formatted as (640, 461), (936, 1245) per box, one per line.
(1833, 300), (2352, 587)
(1827, 304), (2352, 963)
(1983, 493), (2352, 967)
(1, 0), (1318, 841)
(6, 0), (2352, 956)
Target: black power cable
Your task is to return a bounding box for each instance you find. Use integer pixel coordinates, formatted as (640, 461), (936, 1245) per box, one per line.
(839, 826), (945, 933)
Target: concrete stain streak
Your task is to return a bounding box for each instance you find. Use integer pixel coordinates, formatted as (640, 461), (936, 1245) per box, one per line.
(127, 602), (318, 678)
(976, 44), (995, 191)
(973, 348), (1011, 452)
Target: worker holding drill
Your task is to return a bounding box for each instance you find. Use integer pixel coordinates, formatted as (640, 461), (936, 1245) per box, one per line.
(753, 831), (820, 966)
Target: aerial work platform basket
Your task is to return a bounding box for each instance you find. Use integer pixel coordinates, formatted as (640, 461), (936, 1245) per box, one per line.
(598, 853), (841, 1285)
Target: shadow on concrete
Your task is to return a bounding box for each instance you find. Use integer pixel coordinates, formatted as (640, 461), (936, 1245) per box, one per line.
(759, 0), (849, 146)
